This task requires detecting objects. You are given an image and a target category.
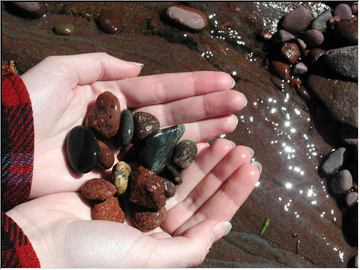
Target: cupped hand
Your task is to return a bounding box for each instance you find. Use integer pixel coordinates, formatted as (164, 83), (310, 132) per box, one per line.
(7, 138), (260, 267)
(21, 53), (247, 198)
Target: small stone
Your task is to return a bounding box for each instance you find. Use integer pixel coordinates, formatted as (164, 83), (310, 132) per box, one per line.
(117, 109), (134, 146)
(311, 9), (332, 32)
(81, 178), (117, 201)
(131, 206), (166, 232)
(334, 4), (353, 21)
(323, 46), (358, 80)
(112, 161), (131, 195)
(290, 78), (302, 89)
(351, 4), (358, 15)
(129, 166), (166, 210)
(330, 169), (353, 194)
(307, 48), (326, 65)
(133, 112), (160, 140)
(53, 23), (75, 35)
(332, 20), (358, 45)
(280, 42), (301, 64)
(92, 197), (125, 223)
(281, 6), (313, 34)
(340, 125), (358, 146)
(296, 38), (307, 50)
(172, 140), (197, 169)
(142, 124), (185, 173)
(271, 30), (295, 43)
(258, 29), (273, 41)
(165, 5), (208, 31)
(98, 9), (120, 34)
(345, 192), (358, 208)
(270, 60), (291, 81)
(296, 86), (311, 100)
(165, 164), (182, 185)
(160, 177), (176, 198)
(97, 140), (114, 169)
(10, 2), (46, 18)
(293, 62), (308, 75)
(86, 91), (121, 139)
(321, 147), (347, 176)
(66, 126), (99, 173)
(302, 29), (324, 48)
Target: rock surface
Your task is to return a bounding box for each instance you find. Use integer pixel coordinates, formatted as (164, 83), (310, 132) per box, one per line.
(92, 197), (125, 222)
(117, 109), (134, 146)
(321, 147), (347, 176)
(293, 62), (308, 75)
(323, 46), (358, 80)
(334, 4), (353, 21)
(280, 42), (300, 64)
(81, 178), (117, 201)
(10, 2), (46, 18)
(345, 192), (358, 208)
(131, 206), (166, 232)
(165, 5), (208, 31)
(112, 161), (131, 195)
(98, 9), (121, 34)
(133, 112), (160, 140)
(330, 170), (353, 194)
(311, 9), (332, 32)
(53, 22), (75, 35)
(280, 6), (313, 34)
(172, 139), (197, 169)
(302, 29), (324, 48)
(97, 140), (114, 169)
(160, 177), (176, 198)
(270, 60), (291, 81)
(332, 20), (358, 46)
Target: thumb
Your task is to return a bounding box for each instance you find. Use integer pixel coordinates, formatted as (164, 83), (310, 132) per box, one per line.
(148, 220), (232, 267)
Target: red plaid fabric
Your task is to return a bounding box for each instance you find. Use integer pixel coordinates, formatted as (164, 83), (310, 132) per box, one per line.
(2, 73), (40, 267)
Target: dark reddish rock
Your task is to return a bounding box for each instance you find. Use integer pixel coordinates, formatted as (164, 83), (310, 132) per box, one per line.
(302, 29), (324, 48)
(92, 197), (125, 223)
(311, 9), (332, 32)
(131, 206), (166, 232)
(323, 46), (358, 80)
(334, 4), (353, 21)
(321, 147), (347, 176)
(172, 140), (197, 169)
(165, 5), (208, 31)
(290, 78), (302, 89)
(133, 112), (160, 140)
(340, 125), (358, 146)
(129, 166), (166, 210)
(117, 143), (134, 161)
(296, 38), (307, 50)
(258, 29), (273, 41)
(81, 178), (117, 201)
(293, 62), (308, 75)
(97, 140), (114, 169)
(270, 60), (291, 81)
(307, 48), (325, 65)
(332, 20), (358, 45)
(10, 2), (46, 18)
(296, 86), (311, 100)
(345, 192), (358, 208)
(86, 91), (121, 139)
(330, 170), (353, 194)
(280, 42), (300, 64)
(98, 9), (121, 34)
(160, 177), (176, 198)
(280, 6), (313, 34)
(165, 164), (182, 185)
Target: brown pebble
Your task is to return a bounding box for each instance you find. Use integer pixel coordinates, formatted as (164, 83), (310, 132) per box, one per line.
(291, 78), (302, 88)
(92, 197), (125, 223)
(280, 42), (301, 64)
(117, 144), (134, 161)
(97, 140), (114, 169)
(98, 9), (121, 34)
(160, 177), (176, 198)
(271, 60), (291, 81)
(133, 112), (160, 140)
(81, 178), (117, 201)
(131, 206), (166, 232)
(165, 5), (208, 31)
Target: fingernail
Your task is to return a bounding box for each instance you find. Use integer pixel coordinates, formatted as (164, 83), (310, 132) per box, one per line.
(131, 62), (144, 68)
(212, 221), (232, 242)
(240, 92), (248, 107)
(246, 147), (254, 157)
(251, 161), (262, 174)
(230, 77), (236, 88)
(230, 140), (236, 147)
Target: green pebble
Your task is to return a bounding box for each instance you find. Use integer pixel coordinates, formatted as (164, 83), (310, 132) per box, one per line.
(53, 23), (75, 35)
(112, 161), (131, 195)
(118, 109), (134, 146)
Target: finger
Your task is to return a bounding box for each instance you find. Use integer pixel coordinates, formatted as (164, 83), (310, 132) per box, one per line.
(175, 162), (261, 235)
(163, 146), (253, 234)
(117, 71), (235, 107)
(197, 142), (209, 154)
(134, 90), (247, 127)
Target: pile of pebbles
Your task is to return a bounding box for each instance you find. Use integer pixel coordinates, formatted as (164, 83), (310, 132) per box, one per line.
(66, 91), (197, 231)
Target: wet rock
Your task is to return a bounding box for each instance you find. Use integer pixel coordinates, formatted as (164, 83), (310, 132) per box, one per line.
(270, 60), (291, 81)
(351, 4), (358, 15)
(142, 124), (185, 173)
(66, 126), (99, 173)
(272, 30), (295, 43)
(165, 5), (208, 31)
(296, 86), (311, 100)
(307, 75), (358, 127)
(307, 48), (325, 65)
(165, 164), (182, 185)
(172, 140), (197, 169)
(53, 23), (75, 36)
(321, 147), (347, 176)
(345, 192), (358, 208)
(92, 197), (125, 223)
(117, 143), (135, 161)
(160, 177), (176, 198)
(258, 29), (273, 41)
(342, 204), (358, 247)
(323, 46), (358, 80)
(293, 62), (308, 75)
(280, 42), (300, 64)
(117, 109), (134, 146)
(133, 112), (160, 140)
(280, 6), (313, 34)
(340, 125), (358, 146)
(81, 178), (117, 201)
(112, 161), (131, 195)
(86, 91), (121, 139)
(302, 29), (324, 48)
(10, 2), (46, 18)
(97, 140), (114, 169)
(334, 4), (353, 21)
(129, 166), (166, 210)
(290, 78), (302, 89)
(98, 9), (120, 34)
(296, 38), (307, 50)
(131, 205), (166, 232)
(330, 169), (353, 194)
(332, 20), (358, 46)
(311, 9), (332, 32)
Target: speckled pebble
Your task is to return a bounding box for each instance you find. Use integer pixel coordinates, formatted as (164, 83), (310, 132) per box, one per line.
(345, 192), (358, 208)
(330, 169), (353, 194)
(280, 42), (300, 64)
(172, 140), (197, 169)
(321, 147), (346, 176)
(112, 161), (131, 195)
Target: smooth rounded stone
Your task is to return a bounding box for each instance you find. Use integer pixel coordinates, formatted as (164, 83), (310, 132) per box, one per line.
(112, 161), (131, 195)
(280, 42), (300, 64)
(296, 86), (311, 100)
(172, 140), (197, 169)
(311, 9), (332, 32)
(345, 192), (358, 208)
(340, 125), (358, 146)
(53, 23), (75, 36)
(302, 29), (324, 48)
(351, 4), (358, 15)
(97, 140), (114, 169)
(307, 75), (358, 128)
(133, 112), (160, 140)
(159, 177), (176, 198)
(92, 197), (125, 223)
(81, 178), (117, 201)
(332, 20), (358, 46)
(334, 4), (353, 21)
(131, 206), (166, 232)
(142, 124), (185, 173)
(321, 147), (347, 176)
(98, 9), (120, 34)
(296, 38), (307, 50)
(66, 126), (99, 173)
(165, 5), (208, 31)
(11, 2), (46, 18)
(280, 6), (313, 34)
(272, 29), (295, 43)
(117, 109), (134, 146)
(165, 164), (182, 185)
(86, 91), (121, 139)
(307, 48), (326, 65)
(330, 169), (353, 194)
(258, 29), (273, 41)
(270, 60), (291, 81)
(293, 62), (308, 75)
(323, 46), (358, 80)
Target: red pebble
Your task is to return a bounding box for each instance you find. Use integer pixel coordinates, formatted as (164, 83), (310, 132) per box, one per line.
(81, 178), (117, 201)
(92, 197), (125, 223)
